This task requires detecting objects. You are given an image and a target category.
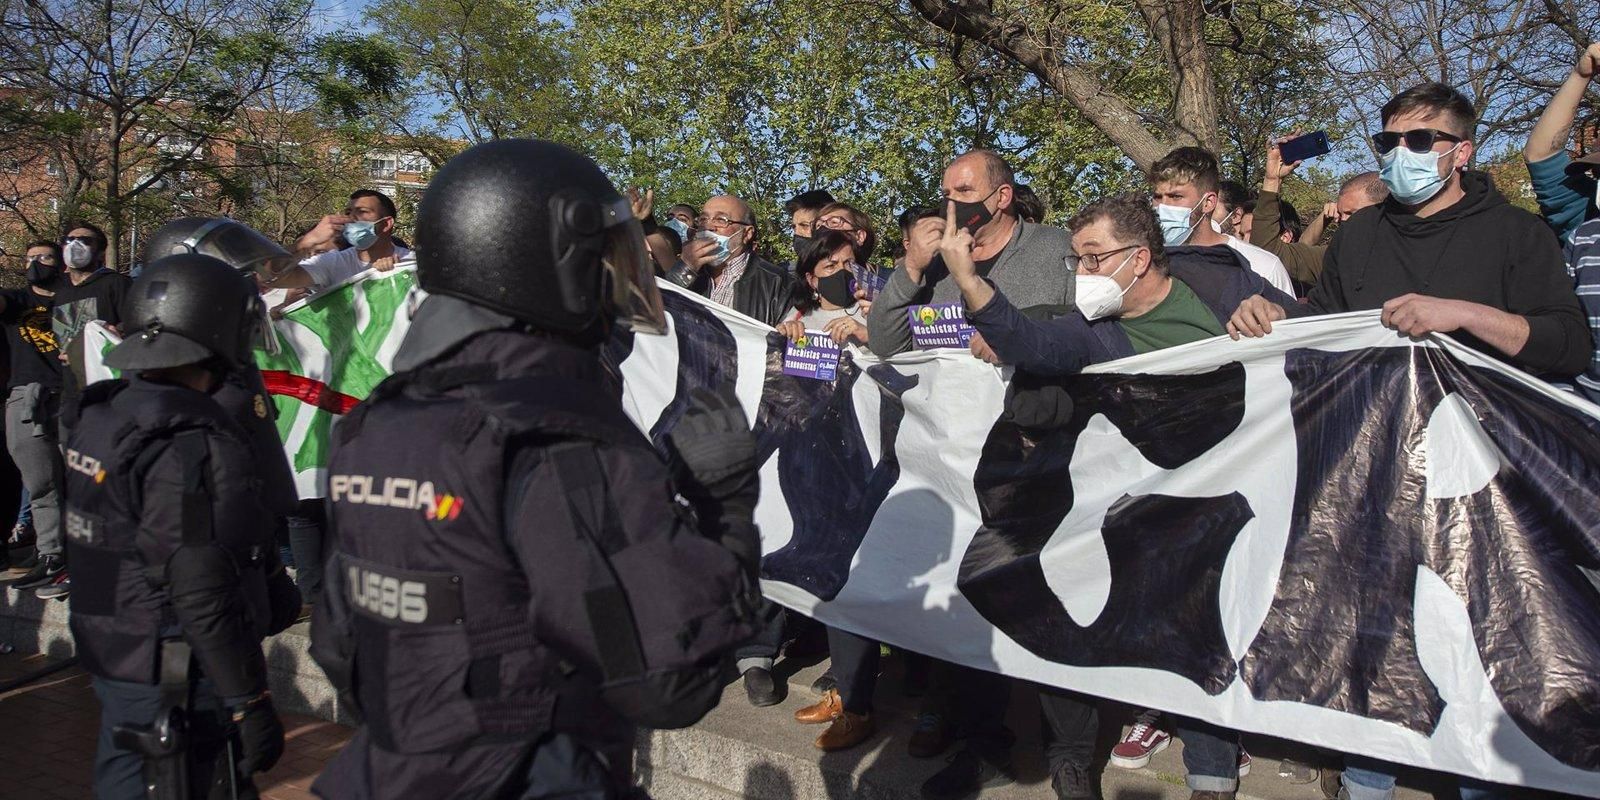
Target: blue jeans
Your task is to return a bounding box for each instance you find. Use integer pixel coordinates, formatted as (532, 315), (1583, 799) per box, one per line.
(1344, 757), (1510, 800)
(286, 499), (326, 604)
(92, 676), (250, 800)
(1174, 718), (1239, 792)
(16, 486), (31, 527)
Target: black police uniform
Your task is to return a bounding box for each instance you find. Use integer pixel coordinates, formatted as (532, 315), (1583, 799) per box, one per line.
(65, 377), (279, 799)
(309, 319), (753, 799)
(214, 366), (298, 518)
(311, 138), (761, 799)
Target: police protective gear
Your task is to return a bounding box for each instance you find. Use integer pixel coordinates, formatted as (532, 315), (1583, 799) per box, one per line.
(310, 314), (759, 800)
(64, 379), (278, 700)
(412, 138), (666, 336)
(105, 254), (264, 371)
(233, 695), (285, 775)
(666, 388), (761, 578)
(145, 220), (300, 518)
(142, 217), (299, 276)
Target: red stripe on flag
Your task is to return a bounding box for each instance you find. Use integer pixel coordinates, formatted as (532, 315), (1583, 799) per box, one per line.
(260, 370), (362, 415)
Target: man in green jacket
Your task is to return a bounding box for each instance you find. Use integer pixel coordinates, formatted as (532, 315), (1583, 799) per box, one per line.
(1253, 140), (1387, 287)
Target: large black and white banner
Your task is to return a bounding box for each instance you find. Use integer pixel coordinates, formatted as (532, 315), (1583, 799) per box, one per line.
(612, 284), (1600, 796)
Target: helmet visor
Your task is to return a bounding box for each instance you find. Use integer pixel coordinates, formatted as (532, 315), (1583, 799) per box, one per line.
(176, 219), (298, 275)
(600, 196), (668, 335)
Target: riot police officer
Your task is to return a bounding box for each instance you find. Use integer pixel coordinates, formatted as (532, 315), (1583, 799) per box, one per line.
(309, 138), (763, 799)
(140, 217), (301, 521)
(142, 218), (312, 605)
(65, 253), (290, 799)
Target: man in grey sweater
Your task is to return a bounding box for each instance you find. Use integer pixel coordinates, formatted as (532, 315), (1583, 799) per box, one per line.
(868, 150), (1075, 361)
(866, 150), (1075, 800)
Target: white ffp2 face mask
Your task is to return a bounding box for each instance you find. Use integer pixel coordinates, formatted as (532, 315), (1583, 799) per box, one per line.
(1073, 250), (1139, 321)
(63, 239), (94, 270)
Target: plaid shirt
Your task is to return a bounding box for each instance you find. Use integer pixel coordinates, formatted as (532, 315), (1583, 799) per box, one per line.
(708, 253), (750, 308)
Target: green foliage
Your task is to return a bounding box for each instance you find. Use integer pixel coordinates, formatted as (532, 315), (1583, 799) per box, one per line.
(309, 34), (408, 120)
(365, 0), (1366, 264)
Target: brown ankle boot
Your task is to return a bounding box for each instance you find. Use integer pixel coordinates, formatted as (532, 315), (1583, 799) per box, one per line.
(815, 711), (874, 751)
(794, 688), (842, 724)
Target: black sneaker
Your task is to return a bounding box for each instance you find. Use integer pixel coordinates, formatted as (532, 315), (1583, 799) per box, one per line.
(1051, 763), (1095, 800)
(743, 666), (783, 707)
(36, 571), (70, 600)
(921, 747), (1012, 800)
(14, 553), (64, 590)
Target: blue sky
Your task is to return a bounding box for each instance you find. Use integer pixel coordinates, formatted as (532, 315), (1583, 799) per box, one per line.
(312, 0), (370, 28)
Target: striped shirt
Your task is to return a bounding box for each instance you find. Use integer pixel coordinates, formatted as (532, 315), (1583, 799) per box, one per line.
(1567, 218), (1600, 403)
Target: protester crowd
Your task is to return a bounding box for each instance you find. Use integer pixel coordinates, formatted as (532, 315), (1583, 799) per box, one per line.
(1, 42), (1598, 800)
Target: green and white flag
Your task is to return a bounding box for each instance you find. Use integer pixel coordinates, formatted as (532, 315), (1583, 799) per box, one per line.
(254, 264), (419, 498)
(79, 264), (421, 499)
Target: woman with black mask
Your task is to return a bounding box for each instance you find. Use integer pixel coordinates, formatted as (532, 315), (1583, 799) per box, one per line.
(775, 228), (880, 752)
(777, 229), (869, 347)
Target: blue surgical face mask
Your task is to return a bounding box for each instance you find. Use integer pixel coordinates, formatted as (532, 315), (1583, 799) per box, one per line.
(1155, 203), (1200, 246)
(1379, 143), (1460, 206)
(663, 217), (691, 241)
(697, 230), (732, 266)
(343, 218), (385, 251)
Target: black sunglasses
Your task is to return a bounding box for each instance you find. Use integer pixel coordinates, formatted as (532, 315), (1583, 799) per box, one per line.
(1372, 128), (1462, 155)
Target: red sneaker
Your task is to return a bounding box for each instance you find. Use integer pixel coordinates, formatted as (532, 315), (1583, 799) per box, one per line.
(1110, 710), (1170, 769)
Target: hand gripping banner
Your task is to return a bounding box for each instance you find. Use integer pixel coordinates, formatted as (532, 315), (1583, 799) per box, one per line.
(86, 274), (1599, 793)
(613, 284), (1600, 796)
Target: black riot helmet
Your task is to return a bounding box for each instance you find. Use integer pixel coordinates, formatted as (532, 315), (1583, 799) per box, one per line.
(414, 139), (666, 335)
(142, 217), (297, 275)
(104, 253), (265, 371)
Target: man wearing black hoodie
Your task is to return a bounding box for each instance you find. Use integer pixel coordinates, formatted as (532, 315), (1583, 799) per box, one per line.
(1228, 83), (1589, 383)
(17, 223), (133, 598)
(1228, 83), (1585, 800)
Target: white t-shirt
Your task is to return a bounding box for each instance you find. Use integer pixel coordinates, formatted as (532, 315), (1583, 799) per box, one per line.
(299, 245), (412, 289)
(1225, 235), (1294, 295)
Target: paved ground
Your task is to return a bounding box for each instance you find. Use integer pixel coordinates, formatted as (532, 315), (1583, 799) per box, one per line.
(0, 652), (352, 800)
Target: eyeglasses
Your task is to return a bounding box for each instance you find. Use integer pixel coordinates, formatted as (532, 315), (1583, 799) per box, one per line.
(694, 214), (752, 231)
(1371, 128), (1462, 155)
(1066, 245), (1139, 272)
(815, 216), (857, 232)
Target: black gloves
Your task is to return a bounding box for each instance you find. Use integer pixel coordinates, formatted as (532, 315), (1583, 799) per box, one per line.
(232, 693), (285, 775)
(668, 388), (758, 518)
(667, 388), (761, 575)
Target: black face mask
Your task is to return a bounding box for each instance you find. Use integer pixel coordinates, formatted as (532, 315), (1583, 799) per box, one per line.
(792, 233), (814, 260)
(815, 270), (856, 308)
(25, 259), (58, 287)
(947, 186), (1001, 235)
